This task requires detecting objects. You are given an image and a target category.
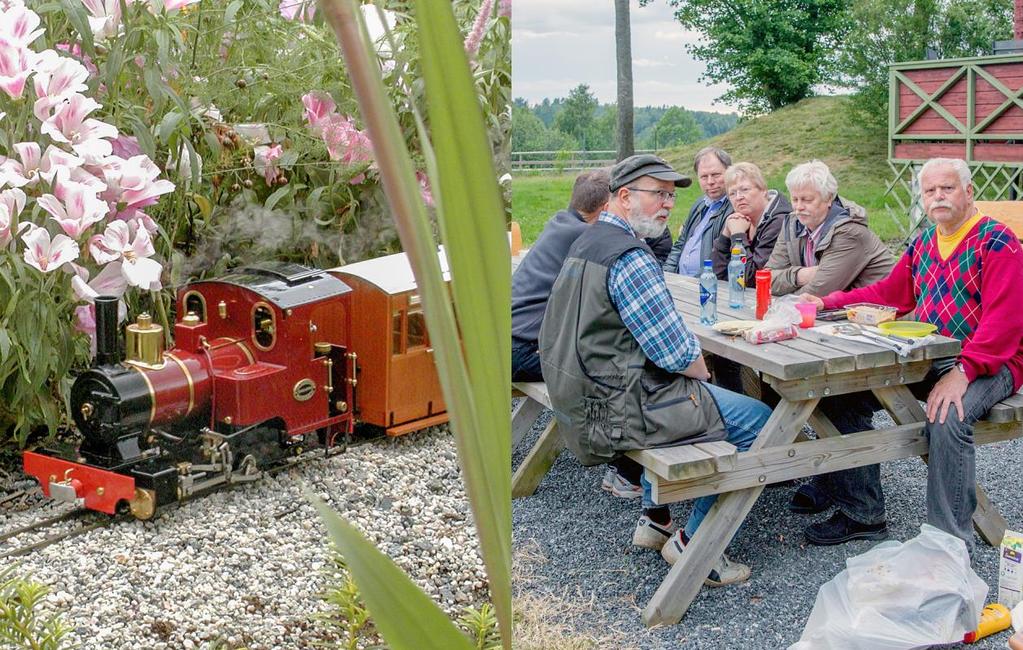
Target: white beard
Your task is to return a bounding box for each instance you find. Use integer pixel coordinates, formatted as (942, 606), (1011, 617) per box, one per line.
(627, 205), (667, 239)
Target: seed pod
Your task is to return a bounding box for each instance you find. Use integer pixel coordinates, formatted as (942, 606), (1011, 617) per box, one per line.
(235, 78), (247, 89)
(212, 174), (222, 187)
(243, 179), (253, 189)
(230, 183), (241, 192)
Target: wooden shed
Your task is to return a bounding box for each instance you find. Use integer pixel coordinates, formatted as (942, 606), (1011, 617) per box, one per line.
(331, 250), (450, 436)
(886, 52), (1023, 233)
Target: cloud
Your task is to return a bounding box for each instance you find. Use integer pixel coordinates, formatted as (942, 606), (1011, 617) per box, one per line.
(653, 28), (701, 42)
(514, 29), (585, 41)
(633, 58), (672, 68)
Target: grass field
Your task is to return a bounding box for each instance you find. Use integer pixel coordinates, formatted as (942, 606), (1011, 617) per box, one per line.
(512, 96), (906, 246)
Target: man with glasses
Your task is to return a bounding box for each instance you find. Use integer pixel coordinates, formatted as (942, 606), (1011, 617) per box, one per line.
(664, 147), (734, 276)
(539, 154), (771, 584)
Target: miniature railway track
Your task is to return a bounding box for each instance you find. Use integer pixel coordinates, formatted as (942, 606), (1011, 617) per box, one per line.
(0, 509), (126, 559)
(0, 429), (392, 559)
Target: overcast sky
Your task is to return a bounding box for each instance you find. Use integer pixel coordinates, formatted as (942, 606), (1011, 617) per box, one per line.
(512, 0), (738, 114)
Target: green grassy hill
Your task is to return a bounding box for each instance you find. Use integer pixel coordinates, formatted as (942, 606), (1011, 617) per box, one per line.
(513, 96), (900, 245)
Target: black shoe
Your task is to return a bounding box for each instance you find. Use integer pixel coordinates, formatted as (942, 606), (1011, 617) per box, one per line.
(788, 482), (833, 514)
(804, 511), (889, 546)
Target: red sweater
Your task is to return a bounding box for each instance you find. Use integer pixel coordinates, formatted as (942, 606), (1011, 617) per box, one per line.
(823, 216), (1023, 389)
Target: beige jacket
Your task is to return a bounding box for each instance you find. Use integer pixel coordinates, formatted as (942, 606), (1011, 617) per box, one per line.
(766, 197), (894, 297)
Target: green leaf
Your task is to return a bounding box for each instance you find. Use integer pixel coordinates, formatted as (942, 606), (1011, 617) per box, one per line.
(319, 1), (510, 646)
(58, 0), (95, 57)
(187, 193), (213, 220)
(159, 110), (184, 145)
(264, 185), (291, 211)
(224, 0), (243, 26)
(309, 495), (474, 650)
(125, 114), (158, 159)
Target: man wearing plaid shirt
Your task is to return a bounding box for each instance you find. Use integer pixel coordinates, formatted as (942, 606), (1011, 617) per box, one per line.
(539, 154), (770, 584)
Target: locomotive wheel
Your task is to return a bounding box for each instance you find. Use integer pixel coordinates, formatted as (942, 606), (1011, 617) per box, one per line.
(128, 488), (157, 520)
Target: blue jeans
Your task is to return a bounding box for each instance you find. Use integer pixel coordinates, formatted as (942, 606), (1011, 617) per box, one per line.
(511, 339), (543, 381)
(642, 382), (771, 539)
(812, 393), (887, 525)
(830, 362), (1015, 554)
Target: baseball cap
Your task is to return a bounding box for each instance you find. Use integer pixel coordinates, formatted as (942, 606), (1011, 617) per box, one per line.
(609, 154), (692, 192)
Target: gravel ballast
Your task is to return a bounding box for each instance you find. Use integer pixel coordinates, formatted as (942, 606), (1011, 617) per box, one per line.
(1, 427), (487, 649)
(513, 407), (1023, 649)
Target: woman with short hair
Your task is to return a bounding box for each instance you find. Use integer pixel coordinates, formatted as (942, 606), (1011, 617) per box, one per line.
(711, 162), (788, 283)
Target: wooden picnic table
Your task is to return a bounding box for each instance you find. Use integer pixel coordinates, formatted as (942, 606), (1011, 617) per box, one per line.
(511, 246), (1023, 627)
(633, 272), (1023, 626)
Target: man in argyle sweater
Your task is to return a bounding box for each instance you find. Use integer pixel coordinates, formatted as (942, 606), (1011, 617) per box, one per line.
(800, 158), (1023, 554)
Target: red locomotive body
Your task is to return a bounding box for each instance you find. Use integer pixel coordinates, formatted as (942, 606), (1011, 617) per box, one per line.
(23, 260), (432, 518)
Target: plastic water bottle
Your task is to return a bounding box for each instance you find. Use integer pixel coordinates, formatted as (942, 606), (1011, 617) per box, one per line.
(727, 244), (745, 308)
(700, 260), (717, 325)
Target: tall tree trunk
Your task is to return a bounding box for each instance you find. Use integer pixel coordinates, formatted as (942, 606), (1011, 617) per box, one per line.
(615, 0), (634, 161)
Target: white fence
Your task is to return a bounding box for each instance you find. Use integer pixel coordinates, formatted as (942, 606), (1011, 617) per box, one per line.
(511, 149), (658, 173)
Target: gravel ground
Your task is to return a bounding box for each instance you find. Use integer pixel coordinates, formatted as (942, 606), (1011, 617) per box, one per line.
(513, 406), (1023, 649)
(1, 426), (487, 649)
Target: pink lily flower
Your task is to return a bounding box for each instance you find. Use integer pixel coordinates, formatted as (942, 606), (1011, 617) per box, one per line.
(97, 154), (174, 217)
(3, 144), (88, 189)
(21, 224), (80, 273)
(301, 91), (337, 134)
(33, 55), (90, 120)
(80, 0), (121, 41)
(279, 0), (315, 22)
(56, 42), (99, 77)
(0, 204), (12, 247)
(0, 5), (44, 48)
(88, 220), (162, 289)
(321, 114), (374, 168)
(109, 134), (142, 159)
(0, 36), (34, 99)
(160, 0), (200, 10)
(253, 144), (283, 185)
(0, 187), (26, 219)
(70, 261), (128, 352)
(40, 93), (117, 162)
(38, 186), (109, 239)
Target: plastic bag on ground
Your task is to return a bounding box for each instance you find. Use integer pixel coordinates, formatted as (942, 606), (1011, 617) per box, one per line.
(789, 524), (987, 650)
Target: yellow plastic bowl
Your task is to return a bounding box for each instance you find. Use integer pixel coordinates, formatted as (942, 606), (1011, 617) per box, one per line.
(878, 321), (938, 337)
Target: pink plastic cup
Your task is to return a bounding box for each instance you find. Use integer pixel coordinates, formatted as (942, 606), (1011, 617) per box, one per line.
(795, 302), (817, 329)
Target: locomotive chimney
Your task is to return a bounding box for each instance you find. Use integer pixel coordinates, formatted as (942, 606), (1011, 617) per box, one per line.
(94, 295), (120, 366)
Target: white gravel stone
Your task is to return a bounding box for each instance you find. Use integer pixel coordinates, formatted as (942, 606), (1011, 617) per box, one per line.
(1, 426), (488, 648)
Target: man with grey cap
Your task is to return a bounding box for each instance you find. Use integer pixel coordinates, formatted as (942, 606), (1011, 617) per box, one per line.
(538, 154), (770, 583)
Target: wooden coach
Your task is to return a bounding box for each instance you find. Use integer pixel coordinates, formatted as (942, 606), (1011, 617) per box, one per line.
(331, 251), (449, 436)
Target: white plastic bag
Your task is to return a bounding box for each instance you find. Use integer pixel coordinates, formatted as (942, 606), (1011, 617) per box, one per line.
(789, 524), (987, 650)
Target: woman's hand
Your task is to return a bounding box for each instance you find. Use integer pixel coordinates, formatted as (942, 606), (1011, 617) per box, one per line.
(722, 214), (751, 238)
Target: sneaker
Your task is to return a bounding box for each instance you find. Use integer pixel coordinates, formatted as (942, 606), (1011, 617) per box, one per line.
(601, 467), (642, 499)
(804, 511), (889, 546)
(660, 531), (751, 586)
(632, 515), (675, 550)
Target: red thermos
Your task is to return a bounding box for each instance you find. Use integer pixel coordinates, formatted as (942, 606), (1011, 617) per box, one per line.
(755, 269), (771, 320)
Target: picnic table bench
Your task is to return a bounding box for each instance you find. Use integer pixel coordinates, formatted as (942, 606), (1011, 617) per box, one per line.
(510, 260), (1023, 626)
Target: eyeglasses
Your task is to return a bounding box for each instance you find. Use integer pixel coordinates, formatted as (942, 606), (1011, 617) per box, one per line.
(626, 187), (676, 202)
(727, 185), (758, 199)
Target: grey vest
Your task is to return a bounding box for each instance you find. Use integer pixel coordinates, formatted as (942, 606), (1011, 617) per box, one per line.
(538, 221), (726, 466)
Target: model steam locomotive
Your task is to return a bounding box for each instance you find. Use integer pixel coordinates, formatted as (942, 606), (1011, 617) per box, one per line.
(23, 254), (450, 519)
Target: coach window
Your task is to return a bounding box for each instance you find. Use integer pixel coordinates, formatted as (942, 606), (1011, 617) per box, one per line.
(407, 309), (427, 349)
(392, 310), (404, 355)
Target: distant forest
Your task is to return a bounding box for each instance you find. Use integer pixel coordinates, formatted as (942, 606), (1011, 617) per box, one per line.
(513, 84), (739, 152)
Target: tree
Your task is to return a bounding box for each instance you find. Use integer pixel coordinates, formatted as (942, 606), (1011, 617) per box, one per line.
(511, 105), (578, 151)
(615, 0), (635, 160)
(655, 0), (851, 114)
(554, 84), (599, 148)
(654, 106), (704, 149)
(837, 0), (1013, 121)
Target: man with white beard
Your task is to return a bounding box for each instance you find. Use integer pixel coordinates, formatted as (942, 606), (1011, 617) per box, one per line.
(538, 155), (771, 582)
